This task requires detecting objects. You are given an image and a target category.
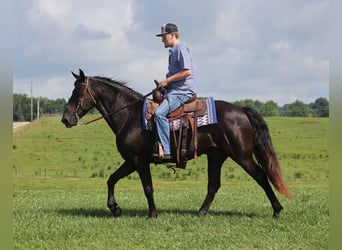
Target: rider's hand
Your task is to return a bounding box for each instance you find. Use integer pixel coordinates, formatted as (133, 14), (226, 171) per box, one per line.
(159, 78), (168, 89)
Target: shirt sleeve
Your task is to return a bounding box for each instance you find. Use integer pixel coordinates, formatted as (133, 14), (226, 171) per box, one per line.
(178, 46), (192, 70)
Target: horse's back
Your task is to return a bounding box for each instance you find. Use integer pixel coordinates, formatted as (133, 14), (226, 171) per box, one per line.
(214, 100), (251, 127)
(200, 100), (254, 156)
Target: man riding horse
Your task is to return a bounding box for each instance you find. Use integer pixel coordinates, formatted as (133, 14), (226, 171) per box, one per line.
(154, 23), (197, 160)
(61, 23), (291, 219)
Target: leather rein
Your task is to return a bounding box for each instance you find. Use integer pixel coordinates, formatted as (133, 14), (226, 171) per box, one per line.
(75, 77), (153, 125)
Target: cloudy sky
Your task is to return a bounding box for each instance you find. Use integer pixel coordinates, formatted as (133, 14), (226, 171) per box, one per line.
(13, 0), (329, 106)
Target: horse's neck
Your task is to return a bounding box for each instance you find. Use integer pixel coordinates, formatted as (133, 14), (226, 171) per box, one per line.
(92, 82), (140, 135)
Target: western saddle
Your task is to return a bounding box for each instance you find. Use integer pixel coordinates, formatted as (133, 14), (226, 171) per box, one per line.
(145, 93), (207, 168)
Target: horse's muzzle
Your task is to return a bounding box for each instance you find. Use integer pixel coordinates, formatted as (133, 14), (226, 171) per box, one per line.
(61, 116), (76, 128)
(61, 117), (71, 128)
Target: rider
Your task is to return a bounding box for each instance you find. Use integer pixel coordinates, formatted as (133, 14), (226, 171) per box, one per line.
(154, 23), (197, 160)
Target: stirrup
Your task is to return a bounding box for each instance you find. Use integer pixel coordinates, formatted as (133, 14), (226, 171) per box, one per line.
(152, 141), (164, 158)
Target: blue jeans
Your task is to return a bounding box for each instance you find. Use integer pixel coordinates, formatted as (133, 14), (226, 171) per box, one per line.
(154, 94), (191, 155)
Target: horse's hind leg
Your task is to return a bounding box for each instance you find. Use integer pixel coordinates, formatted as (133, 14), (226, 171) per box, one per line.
(237, 158), (283, 218)
(107, 161), (135, 217)
(199, 149), (227, 216)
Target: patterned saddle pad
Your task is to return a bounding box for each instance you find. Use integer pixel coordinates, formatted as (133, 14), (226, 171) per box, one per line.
(142, 97), (218, 131)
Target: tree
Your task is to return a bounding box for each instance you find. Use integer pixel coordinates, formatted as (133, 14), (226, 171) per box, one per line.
(260, 100), (279, 116)
(234, 99), (279, 116)
(310, 97), (329, 117)
(234, 99), (256, 110)
(13, 94), (67, 121)
(13, 94), (31, 121)
(282, 100), (313, 117)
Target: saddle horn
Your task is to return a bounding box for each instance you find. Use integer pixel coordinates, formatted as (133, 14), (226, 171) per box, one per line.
(154, 79), (160, 87)
(152, 79), (163, 104)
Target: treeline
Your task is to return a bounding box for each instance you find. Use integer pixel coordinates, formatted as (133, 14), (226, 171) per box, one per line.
(13, 93), (329, 121)
(13, 93), (67, 121)
(233, 97), (329, 117)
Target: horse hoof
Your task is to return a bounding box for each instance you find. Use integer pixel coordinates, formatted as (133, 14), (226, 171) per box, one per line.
(272, 206), (283, 219)
(110, 206), (122, 217)
(146, 211), (158, 219)
(198, 210), (207, 217)
(272, 211), (281, 219)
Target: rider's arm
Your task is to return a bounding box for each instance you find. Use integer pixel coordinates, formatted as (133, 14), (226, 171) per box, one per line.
(159, 69), (192, 88)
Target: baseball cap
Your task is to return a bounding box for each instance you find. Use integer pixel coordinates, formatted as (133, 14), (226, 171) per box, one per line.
(156, 23), (178, 37)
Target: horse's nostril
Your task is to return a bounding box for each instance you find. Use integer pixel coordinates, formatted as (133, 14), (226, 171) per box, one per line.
(61, 117), (68, 125)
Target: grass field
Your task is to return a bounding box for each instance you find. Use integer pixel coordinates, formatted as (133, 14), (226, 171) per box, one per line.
(13, 116), (329, 249)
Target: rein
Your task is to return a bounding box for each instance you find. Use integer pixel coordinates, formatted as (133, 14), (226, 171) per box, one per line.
(77, 77), (153, 125)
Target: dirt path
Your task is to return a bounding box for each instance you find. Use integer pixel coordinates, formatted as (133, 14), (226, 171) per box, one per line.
(13, 122), (30, 129)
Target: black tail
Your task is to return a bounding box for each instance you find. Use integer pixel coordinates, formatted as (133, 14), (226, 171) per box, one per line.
(243, 107), (292, 199)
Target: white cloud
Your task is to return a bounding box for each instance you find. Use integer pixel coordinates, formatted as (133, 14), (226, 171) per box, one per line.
(214, 4), (258, 47)
(271, 41), (291, 52)
(13, 75), (72, 100)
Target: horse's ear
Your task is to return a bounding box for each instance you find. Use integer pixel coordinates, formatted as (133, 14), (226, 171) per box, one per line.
(71, 71), (79, 80)
(79, 69), (85, 81)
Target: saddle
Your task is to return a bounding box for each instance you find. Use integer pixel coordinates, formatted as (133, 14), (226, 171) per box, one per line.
(145, 95), (207, 168)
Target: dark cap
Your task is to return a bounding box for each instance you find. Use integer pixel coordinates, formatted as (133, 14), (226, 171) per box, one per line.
(156, 23), (178, 37)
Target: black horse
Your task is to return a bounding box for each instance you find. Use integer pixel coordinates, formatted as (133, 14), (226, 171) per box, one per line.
(62, 69), (291, 218)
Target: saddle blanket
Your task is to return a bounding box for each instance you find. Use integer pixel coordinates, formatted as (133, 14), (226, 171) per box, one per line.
(142, 97), (218, 131)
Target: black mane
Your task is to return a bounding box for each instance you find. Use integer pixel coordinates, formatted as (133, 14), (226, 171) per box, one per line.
(93, 76), (144, 99)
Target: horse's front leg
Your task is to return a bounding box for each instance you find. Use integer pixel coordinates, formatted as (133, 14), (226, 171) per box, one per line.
(136, 160), (157, 218)
(107, 161), (135, 217)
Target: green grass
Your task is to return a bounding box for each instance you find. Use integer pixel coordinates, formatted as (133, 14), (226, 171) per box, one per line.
(13, 116), (329, 183)
(13, 182), (328, 249)
(13, 116), (329, 249)
(267, 117), (329, 182)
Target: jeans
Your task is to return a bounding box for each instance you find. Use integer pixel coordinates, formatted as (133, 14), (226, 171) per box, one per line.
(154, 94), (191, 155)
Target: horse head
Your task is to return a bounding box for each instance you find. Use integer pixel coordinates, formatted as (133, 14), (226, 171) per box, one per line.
(62, 69), (97, 127)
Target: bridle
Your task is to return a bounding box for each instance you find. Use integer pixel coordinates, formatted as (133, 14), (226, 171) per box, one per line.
(74, 77), (97, 124)
(74, 76), (154, 125)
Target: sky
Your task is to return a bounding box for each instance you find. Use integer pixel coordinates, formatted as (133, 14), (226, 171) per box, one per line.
(12, 0), (329, 106)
